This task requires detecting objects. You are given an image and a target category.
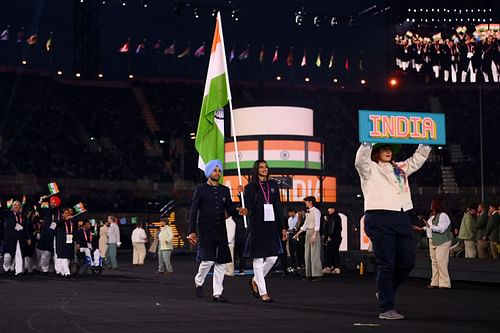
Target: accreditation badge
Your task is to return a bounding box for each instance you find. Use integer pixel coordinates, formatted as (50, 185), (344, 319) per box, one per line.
(66, 234), (73, 244)
(263, 204), (275, 222)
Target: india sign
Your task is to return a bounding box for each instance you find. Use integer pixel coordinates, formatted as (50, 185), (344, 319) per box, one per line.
(358, 110), (446, 145)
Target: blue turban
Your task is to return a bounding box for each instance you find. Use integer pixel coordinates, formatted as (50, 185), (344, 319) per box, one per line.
(204, 160), (223, 178)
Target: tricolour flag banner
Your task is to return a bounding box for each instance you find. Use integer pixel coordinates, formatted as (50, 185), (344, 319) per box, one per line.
(225, 141), (259, 170)
(6, 199), (13, 209)
(358, 109), (446, 145)
(48, 182), (60, 195)
(195, 12), (230, 174)
(40, 202), (49, 209)
(73, 202), (87, 215)
(264, 140), (306, 169)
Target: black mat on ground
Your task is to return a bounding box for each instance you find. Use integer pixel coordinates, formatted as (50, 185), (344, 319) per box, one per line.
(0, 253), (498, 333)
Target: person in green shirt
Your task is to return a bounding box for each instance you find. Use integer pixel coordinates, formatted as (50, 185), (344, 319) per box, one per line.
(458, 203), (478, 258)
(485, 204), (499, 259)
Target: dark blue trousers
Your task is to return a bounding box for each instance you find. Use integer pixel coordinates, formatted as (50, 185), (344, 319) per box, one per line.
(364, 210), (415, 312)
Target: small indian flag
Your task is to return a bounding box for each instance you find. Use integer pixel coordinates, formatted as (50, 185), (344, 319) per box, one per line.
(40, 202), (49, 209)
(73, 202), (87, 215)
(225, 141), (259, 170)
(48, 182), (59, 195)
(6, 198), (13, 208)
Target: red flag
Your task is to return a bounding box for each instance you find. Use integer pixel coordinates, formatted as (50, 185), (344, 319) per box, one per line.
(119, 40), (129, 53)
(345, 58), (349, 71)
(286, 47), (293, 67)
(194, 43), (205, 58)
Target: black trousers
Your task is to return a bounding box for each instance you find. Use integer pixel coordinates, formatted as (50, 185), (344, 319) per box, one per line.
(324, 238), (341, 268)
(364, 210), (415, 312)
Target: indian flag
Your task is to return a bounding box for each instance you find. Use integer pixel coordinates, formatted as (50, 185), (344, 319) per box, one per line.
(73, 202), (87, 215)
(225, 141), (258, 170)
(263, 140), (323, 170)
(195, 12), (230, 174)
(48, 182), (59, 195)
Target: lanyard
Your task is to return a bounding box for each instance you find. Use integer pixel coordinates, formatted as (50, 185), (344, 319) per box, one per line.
(83, 229), (92, 243)
(259, 181), (271, 204)
(65, 220), (73, 234)
(14, 213), (23, 225)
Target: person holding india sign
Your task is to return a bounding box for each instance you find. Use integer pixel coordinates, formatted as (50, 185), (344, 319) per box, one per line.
(355, 110), (442, 320)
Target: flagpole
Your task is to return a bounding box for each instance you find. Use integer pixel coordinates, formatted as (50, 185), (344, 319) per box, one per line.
(217, 12), (248, 228)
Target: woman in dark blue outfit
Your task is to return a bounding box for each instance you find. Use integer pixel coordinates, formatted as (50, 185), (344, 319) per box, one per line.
(244, 160), (287, 302)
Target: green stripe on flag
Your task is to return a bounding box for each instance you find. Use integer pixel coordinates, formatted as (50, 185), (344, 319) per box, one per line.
(195, 73), (228, 168)
(224, 161), (256, 170)
(266, 160), (306, 168)
(307, 162), (322, 169)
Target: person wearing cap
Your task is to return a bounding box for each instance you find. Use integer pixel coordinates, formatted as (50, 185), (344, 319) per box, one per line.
(187, 160), (247, 303)
(244, 160), (288, 303)
(293, 196), (323, 280)
(355, 142), (431, 320)
(36, 195), (62, 274)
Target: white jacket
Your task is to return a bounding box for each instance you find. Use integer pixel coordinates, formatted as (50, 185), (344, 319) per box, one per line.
(355, 143), (431, 212)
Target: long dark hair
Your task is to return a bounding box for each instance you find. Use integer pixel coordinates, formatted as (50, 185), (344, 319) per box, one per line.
(249, 159), (269, 184)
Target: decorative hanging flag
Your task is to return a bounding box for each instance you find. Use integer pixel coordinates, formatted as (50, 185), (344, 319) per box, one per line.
(48, 182), (60, 195)
(238, 45), (249, 60)
(27, 33), (37, 46)
(229, 45), (236, 62)
(195, 12), (230, 177)
(345, 57), (349, 71)
(136, 40), (146, 54)
(286, 47), (293, 67)
(272, 47), (279, 63)
(45, 33), (53, 52)
(177, 43), (191, 58)
(153, 39), (161, 51)
(328, 52), (334, 68)
(164, 41), (175, 55)
(16, 29), (24, 43)
(315, 50), (322, 68)
(0, 28), (8, 41)
(300, 49), (307, 67)
(73, 202), (87, 215)
(194, 42), (206, 58)
(258, 46), (265, 64)
(118, 39), (130, 53)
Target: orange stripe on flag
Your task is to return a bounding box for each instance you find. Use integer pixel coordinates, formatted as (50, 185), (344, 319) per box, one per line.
(308, 142), (322, 152)
(211, 18), (221, 54)
(264, 140), (304, 151)
(225, 141), (258, 152)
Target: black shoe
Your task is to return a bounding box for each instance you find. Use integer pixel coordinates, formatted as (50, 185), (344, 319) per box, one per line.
(261, 296), (273, 303)
(249, 278), (259, 298)
(212, 295), (228, 303)
(195, 285), (203, 298)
